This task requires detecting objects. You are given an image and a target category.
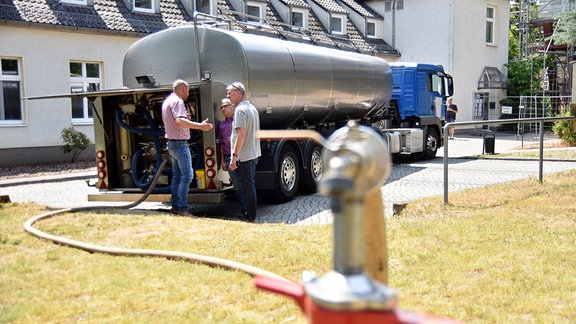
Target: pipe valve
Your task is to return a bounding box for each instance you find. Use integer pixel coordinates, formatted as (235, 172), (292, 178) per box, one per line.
(303, 120), (395, 311)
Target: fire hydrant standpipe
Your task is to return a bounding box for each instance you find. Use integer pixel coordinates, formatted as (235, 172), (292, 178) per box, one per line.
(255, 122), (463, 323)
(301, 121), (396, 312)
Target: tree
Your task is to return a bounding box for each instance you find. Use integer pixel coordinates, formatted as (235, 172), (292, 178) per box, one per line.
(505, 56), (549, 97)
(552, 9), (576, 45)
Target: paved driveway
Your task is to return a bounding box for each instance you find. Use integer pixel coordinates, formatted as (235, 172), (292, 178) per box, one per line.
(2, 132), (575, 225)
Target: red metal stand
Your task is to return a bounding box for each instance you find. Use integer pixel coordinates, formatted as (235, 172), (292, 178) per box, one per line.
(255, 276), (463, 324)
(254, 123), (464, 324)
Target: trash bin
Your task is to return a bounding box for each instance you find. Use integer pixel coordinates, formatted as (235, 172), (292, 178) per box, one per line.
(483, 130), (495, 154)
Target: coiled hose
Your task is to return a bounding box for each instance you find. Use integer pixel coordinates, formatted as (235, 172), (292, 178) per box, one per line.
(115, 106), (170, 194)
(23, 158), (291, 283)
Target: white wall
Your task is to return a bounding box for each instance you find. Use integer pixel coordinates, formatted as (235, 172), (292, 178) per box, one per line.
(384, 0), (454, 69)
(453, 0), (510, 123)
(366, 0), (510, 125)
(0, 26), (139, 151)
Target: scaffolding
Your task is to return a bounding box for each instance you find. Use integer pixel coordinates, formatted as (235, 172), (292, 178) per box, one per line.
(512, 0), (575, 97)
(518, 95), (572, 137)
(511, 0), (575, 139)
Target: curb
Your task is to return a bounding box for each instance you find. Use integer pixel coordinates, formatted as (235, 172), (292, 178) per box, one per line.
(0, 172), (96, 188)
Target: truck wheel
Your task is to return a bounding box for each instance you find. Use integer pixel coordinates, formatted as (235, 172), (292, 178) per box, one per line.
(268, 145), (300, 203)
(300, 144), (323, 193)
(422, 127), (439, 159)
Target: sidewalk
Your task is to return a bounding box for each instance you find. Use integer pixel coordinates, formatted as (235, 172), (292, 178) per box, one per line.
(0, 131), (566, 188)
(439, 131), (560, 158)
(1, 131), (574, 223)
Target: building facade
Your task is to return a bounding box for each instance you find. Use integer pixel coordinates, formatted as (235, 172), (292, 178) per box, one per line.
(369, 0), (510, 127)
(0, 0), (509, 165)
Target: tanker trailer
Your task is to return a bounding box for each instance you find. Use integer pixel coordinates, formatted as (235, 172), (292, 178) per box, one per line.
(88, 21), (449, 204)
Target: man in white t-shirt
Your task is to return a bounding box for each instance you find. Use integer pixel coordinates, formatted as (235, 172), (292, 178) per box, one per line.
(226, 82), (261, 222)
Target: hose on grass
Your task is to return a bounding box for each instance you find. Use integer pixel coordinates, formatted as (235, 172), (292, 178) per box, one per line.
(23, 158), (291, 284)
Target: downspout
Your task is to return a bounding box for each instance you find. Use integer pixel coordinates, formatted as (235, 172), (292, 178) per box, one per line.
(392, 0), (396, 47)
(448, 0), (455, 74)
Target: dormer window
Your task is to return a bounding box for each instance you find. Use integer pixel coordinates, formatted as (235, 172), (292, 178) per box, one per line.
(196, 0), (212, 15)
(133, 0), (156, 13)
(366, 19), (381, 38)
(247, 2), (266, 24)
(367, 21), (376, 38)
(331, 14), (346, 35)
(291, 9), (309, 29)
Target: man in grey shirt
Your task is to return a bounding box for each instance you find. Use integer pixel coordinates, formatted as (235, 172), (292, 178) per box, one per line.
(226, 82), (261, 221)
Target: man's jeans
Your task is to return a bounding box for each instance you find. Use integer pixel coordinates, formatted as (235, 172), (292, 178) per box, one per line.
(224, 155), (245, 214)
(167, 140), (193, 211)
(237, 158), (258, 219)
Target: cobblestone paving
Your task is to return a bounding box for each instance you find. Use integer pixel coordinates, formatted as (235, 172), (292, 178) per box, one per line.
(2, 133), (575, 225)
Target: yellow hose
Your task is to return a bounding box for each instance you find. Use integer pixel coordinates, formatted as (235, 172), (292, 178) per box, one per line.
(22, 158), (291, 283)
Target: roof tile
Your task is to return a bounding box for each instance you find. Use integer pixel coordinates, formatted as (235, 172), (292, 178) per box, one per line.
(1, 0), (398, 56)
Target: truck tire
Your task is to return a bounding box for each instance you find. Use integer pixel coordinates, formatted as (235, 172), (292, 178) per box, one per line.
(422, 127), (439, 159)
(267, 145), (300, 203)
(300, 144), (323, 193)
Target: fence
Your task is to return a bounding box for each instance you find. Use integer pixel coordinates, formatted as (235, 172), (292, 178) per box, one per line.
(442, 116), (576, 205)
(470, 95), (571, 136)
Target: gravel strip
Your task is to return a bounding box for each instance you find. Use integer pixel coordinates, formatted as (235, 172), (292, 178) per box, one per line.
(0, 161), (96, 180)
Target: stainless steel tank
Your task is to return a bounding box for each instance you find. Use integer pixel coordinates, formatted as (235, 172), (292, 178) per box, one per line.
(123, 25), (392, 129)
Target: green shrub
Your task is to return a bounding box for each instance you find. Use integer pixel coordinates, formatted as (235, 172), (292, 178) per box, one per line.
(552, 112), (576, 146)
(60, 127), (91, 162)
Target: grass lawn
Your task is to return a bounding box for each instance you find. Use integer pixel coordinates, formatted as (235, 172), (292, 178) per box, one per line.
(1, 169), (575, 323)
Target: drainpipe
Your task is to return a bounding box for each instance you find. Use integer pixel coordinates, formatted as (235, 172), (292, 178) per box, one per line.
(449, 0), (455, 74)
(392, 0), (396, 47)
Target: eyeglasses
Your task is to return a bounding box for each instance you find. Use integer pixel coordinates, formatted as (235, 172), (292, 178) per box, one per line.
(220, 104), (232, 109)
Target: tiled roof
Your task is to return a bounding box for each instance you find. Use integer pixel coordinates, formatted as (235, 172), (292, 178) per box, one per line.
(308, 0), (348, 14)
(0, 0), (191, 34)
(278, 0), (310, 9)
(338, 0), (380, 18)
(0, 0), (398, 56)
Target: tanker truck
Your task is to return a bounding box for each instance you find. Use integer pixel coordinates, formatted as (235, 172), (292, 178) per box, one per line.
(82, 18), (452, 204)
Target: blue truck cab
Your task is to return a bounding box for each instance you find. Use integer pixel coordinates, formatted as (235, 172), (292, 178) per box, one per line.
(379, 62), (453, 159)
(389, 62), (453, 122)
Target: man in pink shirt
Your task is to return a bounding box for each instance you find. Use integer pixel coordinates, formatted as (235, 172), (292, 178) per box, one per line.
(162, 80), (213, 217)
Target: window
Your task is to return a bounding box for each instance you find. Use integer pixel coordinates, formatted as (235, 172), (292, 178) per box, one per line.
(0, 58), (22, 122)
(366, 21), (376, 38)
(384, 0), (403, 12)
(486, 6), (496, 45)
(331, 14), (346, 35)
(247, 2), (265, 24)
(133, 0), (155, 13)
(195, 0), (211, 15)
(69, 61), (101, 122)
(291, 9), (308, 29)
(429, 73), (443, 94)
